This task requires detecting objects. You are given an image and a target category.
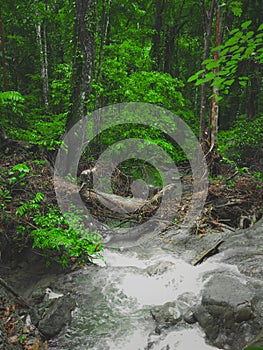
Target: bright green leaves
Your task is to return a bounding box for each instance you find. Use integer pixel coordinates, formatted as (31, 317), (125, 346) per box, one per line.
(218, 114), (263, 165)
(8, 163), (30, 186)
(187, 69), (205, 83)
(188, 20), (263, 98)
(0, 91), (24, 104)
(15, 194), (103, 267)
(229, 1), (242, 17)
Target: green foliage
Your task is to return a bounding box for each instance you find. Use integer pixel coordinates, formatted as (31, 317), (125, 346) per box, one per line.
(51, 63), (72, 112)
(188, 21), (263, 98)
(218, 114), (263, 165)
(15, 194), (103, 267)
(253, 171), (263, 182)
(0, 91), (25, 129)
(0, 91), (24, 104)
(86, 123), (187, 166)
(8, 113), (66, 150)
(8, 163), (30, 186)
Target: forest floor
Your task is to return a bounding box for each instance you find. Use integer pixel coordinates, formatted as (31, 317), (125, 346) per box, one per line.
(0, 140), (263, 349)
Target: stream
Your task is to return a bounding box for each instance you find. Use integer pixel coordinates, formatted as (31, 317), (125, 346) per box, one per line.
(45, 218), (263, 350)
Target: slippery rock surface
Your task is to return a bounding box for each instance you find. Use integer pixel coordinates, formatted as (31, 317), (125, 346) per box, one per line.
(194, 275), (259, 349)
(151, 301), (182, 328)
(38, 296), (76, 339)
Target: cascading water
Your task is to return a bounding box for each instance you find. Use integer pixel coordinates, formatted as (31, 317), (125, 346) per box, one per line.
(48, 242), (245, 350)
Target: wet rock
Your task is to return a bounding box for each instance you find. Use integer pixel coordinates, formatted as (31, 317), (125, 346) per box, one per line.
(151, 301), (182, 328)
(244, 329), (263, 349)
(38, 296), (76, 339)
(202, 274), (255, 309)
(193, 274), (259, 349)
(182, 308), (196, 324)
(146, 261), (174, 276)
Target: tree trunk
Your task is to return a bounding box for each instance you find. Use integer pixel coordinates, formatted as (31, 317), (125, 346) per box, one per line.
(151, 0), (166, 71)
(0, 9), (8, 91)
(209, 4), (222, 152)
(63, 0), (96, 176)
(66, 0), (96, 132)
(96, 0), (111, 83)
(36, 16), (49, 109)
(199, 0), (217, 144)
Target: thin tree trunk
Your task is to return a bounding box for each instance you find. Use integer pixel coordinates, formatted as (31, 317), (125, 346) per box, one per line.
(36, 17), (49, 109)
(210, 5), (222, 152)
(0, 9), (8, 91)
(42, 22), (49, 108)
(96, 0), (111, 82)
(199, 0), (217, 144)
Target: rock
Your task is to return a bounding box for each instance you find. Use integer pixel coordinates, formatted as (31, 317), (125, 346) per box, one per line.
(44, 288), (64, 301)
(193, 274), (259, 349)
(38, 296), (76, 339)
(243, 329), (263, 349)
(146, 261), (174, 276)
(151, 301), (182, 328)
(182, 308), (196, 324)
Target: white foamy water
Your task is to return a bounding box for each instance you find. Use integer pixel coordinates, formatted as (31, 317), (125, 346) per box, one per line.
(51, 247), (241, 350)
(96, 247), (242, 306)
(150, 328), (224, 350)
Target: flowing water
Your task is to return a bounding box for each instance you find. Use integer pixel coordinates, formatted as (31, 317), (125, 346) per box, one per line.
(48, 241), (245, 350)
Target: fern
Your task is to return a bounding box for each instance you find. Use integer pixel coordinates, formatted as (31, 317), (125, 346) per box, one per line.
(0, 91), (24, 104)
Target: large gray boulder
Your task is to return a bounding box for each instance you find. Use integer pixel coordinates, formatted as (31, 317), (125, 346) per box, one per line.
(194, 274), (263, 349)
(38, 296), (76, 339)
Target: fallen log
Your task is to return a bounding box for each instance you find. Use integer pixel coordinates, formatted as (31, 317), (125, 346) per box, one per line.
(80, 184), (177, 218)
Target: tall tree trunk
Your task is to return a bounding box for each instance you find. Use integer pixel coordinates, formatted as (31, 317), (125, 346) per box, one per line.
(199, 0), (217, 145)
(209, 4), (222, 152)
(0, 9), (8, 91)
(95, 0), (111, 108)
(63, 0), (96, 176)
(96, 0), (111, 82)
(36, 14), (49, 109)
(66, 0), (96, 131)
(151, 0), (166, 71)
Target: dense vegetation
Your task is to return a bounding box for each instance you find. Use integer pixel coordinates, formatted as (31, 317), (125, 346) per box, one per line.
(0, 0), (263, 266)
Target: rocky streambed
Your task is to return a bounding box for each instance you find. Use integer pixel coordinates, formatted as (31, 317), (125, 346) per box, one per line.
(1, 219), (263, 350)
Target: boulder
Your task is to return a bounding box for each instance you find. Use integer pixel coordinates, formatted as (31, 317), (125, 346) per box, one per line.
(38, 296), (76, 339)
(194, 274), (262, 349)
(151, 301), (182, 328)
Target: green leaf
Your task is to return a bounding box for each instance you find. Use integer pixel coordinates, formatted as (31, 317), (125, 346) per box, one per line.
(245, 31), (254, 39)
(35, 192), (45, 203)
(212, 45), (224, 52)
(239, 80), (247, 87)
(257, 23), (263, 31)
(187, 70), (204, 82)
(206, 61), (220, 70)
(224, 79), (235, 86)
(12, 163), (30, 173)
(225, 36), (240, 47)
(230, 28), (241, 35)
(241, 20), (252, 29)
